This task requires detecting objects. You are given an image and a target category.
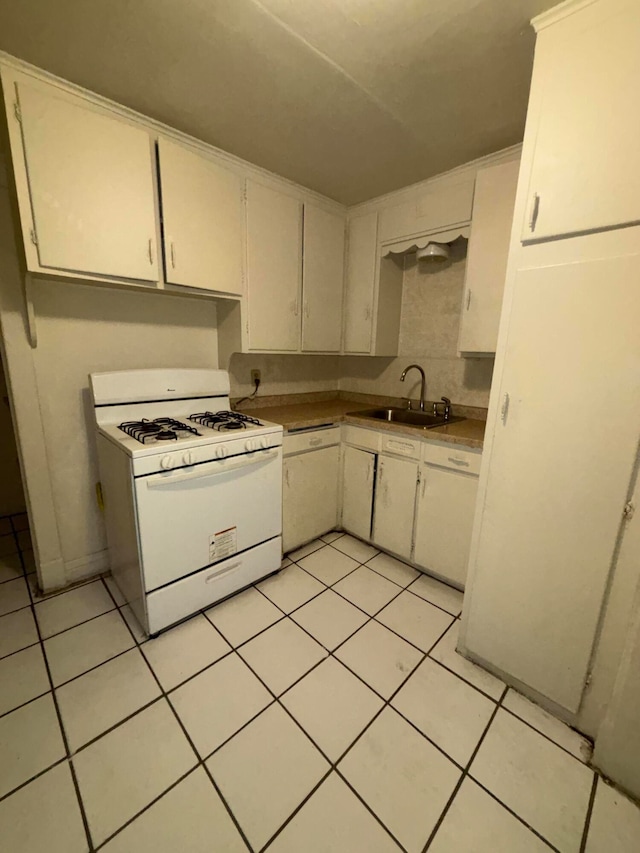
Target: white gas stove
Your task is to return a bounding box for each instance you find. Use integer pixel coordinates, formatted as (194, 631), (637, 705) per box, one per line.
(90, 368), (283, 635)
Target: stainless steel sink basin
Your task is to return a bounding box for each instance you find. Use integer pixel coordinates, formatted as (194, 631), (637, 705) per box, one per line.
(347, 408), (464, 429)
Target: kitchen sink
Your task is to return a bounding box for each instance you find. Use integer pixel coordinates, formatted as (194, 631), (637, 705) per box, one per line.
(348, 408), (464, 429)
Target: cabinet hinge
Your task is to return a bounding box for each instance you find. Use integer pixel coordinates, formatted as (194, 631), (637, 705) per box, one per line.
(13, 101), (22, 123)
(623, 501), (635, 521)
(29, 227), (38, 247)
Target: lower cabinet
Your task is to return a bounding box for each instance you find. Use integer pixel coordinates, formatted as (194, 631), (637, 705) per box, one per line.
(282, 429), (340, 553)
(414, 462), (479, 587)
(372, 454), (419, 561)
(340, 427), (482, 586)
(341, 446), (375, 541)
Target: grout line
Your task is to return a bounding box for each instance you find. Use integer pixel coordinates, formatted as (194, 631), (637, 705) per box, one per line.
(25, 589), (95, 851)
(102, 587), (254, 853)
(579, 774), (598, 853)
(0, 637), (41, 663)
(0, 755), (69, 806)
(499, 703), (593, 767)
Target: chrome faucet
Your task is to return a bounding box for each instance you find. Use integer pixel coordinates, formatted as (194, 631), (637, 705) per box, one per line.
(400, 364), (426, 411)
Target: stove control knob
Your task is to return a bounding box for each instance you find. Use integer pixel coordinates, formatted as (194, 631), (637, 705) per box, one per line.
(183, 451), (195, 466)
(215, 446), (227, 460)
(259, 436), (268, 449)
(160, 455), (174, 470)
(245, 439), (256, 452)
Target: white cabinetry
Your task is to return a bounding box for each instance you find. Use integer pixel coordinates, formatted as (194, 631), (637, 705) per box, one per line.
(158, 138), (243, 295)
(458, 158), (520, 355)
(9, 79), (159, 282)
(521, 0), (640, 243)
(343, 212), (403, 356)
(246, 181), (302, 351)
(379, 179), (474, 244)
(414, 444), (481, 587)
(282, 428), (340, 553)
(372, 454), (418, 561)
(341, 445), (375, 541)
(301, 203), (345, 353)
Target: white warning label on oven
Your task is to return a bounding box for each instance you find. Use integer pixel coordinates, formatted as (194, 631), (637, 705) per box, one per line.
(209, 526), (237, 562)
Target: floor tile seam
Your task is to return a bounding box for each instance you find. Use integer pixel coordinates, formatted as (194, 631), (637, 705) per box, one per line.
(425, 686), (564, 853)
(326, 540), (380, 563)
(332, 766), (411, 853)
(498, 704), (593, 766)
(295, 556), (363, 592)
(35, 604), (119, 642)
(91, 764), (203, 852)
(257, 767), (334, 853)
(423, 651), (503, 704)
(67, 694), (165, 758)
(127, 627), (256, 853)
(402, 580), (462, 618)
(0, 637), (41, 663)
(579, 774), (598, 853)
(0, 685), (54, 721)
(27, 596), (95, 852)
(422, 688), (507, 853)
(203, 603), (288, 652)
(369, 606), (456, 657)
(47, 635), (137, 691)
(101, 581), (146, 646)
(0, 754), (69, 806)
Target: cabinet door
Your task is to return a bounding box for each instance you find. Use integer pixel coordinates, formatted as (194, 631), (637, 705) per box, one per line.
(458, 159), (519, 355)
(158, 139), (243, 295)
(246, 181), (302, 351)
(15, 82), (158, 281)
(414, 465), (478, 587)
(302, 204), (345, 352)
(344, 212), (378, 354)
(373, 454), (418, 560)
(341, 446), (375, 541)
(464, 254), (640, 713)
(283, 446), (339, 553)
(522, 0), (640, 242)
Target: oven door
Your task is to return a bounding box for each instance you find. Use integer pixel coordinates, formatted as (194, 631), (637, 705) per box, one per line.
(134, 447), (282, 591)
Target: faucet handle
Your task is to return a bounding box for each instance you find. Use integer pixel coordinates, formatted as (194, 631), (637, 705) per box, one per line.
(441, 397), (452, 420)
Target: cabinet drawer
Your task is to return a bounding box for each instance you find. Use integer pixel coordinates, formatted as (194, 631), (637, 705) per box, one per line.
(422, 441), (482, 475)
(283, 426), (340, 457)
(380, 433), (421, 460)
(342, 425), (380, 453)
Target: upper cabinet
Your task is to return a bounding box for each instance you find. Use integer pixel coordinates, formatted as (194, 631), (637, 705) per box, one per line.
(245, 181), (302, 351)
(343, 211), (403, 357)
(379, 178), (474, 245)
(458, 158), (520, 356)
(521, 0), (640, 243)
(244, 182), (346, 353)
(10, 80), (159, 282)
(301, 203), (345, 353)
(158, 139), (243, 295)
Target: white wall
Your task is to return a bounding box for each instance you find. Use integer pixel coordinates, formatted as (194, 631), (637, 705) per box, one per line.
(340, 241), (494, 407)
(28, 279), (218, 580)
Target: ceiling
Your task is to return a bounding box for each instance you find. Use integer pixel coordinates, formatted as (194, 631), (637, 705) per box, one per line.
(0, 0), (557, 204)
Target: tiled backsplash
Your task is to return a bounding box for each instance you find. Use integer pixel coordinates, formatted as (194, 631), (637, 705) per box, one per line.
(230, 244), (494, 410)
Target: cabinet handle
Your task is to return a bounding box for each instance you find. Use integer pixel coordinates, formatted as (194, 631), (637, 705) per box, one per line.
(293, 298), (299, 316)
(304, 300), (310, 319)
(147, 238), (154, 265)
(309, 437), (322, 447)
(421, 470), (426, 499)
(447, 456), (469, 467)
(528, 193), (541, 232)
(466, 290), (471, 311)
(365, 305), (372, 321)
(170, 242), (176, 268)
(285, 467), (290, 487)
(500, 392), (510, 425)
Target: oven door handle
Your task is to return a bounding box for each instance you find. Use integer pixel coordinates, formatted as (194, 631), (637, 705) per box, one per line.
(146, 449), (279, 488)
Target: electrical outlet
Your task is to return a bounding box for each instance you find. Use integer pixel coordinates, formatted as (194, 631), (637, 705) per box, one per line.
(251, 369), (261, 385)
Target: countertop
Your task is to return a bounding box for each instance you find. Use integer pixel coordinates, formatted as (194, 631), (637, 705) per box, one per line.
(239, 398), (485, 449)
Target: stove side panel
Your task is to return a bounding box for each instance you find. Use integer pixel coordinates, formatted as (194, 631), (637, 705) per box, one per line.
(97, 434), (147, 632)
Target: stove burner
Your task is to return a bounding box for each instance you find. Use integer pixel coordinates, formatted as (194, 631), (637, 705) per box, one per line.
(188, 411), (263, 431)
(118, 418), (201, 444)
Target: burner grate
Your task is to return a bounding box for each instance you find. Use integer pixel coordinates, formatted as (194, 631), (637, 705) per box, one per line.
(118, 418), (201, 444)
(188, 410), (262, 431)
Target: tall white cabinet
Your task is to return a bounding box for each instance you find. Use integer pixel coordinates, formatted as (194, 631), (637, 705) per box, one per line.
(301, 204), (345, 353)
(461, 0), (640, 722)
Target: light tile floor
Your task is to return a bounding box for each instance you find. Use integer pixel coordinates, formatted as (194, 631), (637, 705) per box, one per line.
(1, 522), (640, 852)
